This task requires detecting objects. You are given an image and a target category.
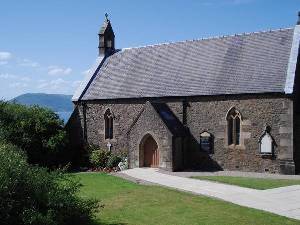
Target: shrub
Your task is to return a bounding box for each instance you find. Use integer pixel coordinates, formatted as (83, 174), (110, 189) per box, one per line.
(88, 146), (127, 169)
(0, 101), (69, 167)
(89, 149), (111, 168)
(107, 154), (122, 169)
(0, 143), (98, 225)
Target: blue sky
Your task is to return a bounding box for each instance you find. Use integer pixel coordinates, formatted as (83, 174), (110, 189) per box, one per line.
(0, 0), (299, 100)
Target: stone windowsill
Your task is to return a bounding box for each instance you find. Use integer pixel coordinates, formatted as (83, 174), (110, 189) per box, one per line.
(259, 152), (276, 159)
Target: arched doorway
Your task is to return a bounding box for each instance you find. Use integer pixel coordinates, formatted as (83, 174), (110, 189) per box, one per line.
(140, 135), (159, 167)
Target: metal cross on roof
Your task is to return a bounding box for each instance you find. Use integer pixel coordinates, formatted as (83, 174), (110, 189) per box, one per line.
(105, 13), (109, 21)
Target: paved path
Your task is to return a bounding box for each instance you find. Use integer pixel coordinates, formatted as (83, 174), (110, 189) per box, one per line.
(121, 168), (300, 220)
(160, 170), (300, 180)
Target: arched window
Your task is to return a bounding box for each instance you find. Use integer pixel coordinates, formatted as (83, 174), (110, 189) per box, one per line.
(227, 108), (241, 146)
(104, 109), (113, 139)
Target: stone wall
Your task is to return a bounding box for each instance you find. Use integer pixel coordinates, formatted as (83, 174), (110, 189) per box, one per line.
(163, 95), (295, 173)
(66, 106), (84, 149)
(68, 94), (296, 174)
(65, 105), (88, 166)
(127, 102), (174, 170)
(84, 101), (144, 153)
(185, 96), (294, 174)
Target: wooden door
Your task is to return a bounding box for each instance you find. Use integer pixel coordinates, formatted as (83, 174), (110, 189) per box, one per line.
(144, 136), (159, 167)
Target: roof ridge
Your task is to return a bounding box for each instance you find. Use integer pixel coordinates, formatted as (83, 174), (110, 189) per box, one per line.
(122, 27), (294, 51)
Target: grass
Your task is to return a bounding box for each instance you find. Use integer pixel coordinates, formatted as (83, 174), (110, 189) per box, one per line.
(191, 176), (300, 190)
(74, 172), (299, 225)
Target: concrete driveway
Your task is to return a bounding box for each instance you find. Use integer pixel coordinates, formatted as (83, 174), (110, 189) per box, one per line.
(121, 168), (300, 220)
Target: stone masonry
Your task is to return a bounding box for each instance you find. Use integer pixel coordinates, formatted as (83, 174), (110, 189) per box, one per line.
(128, 102), (174, 170)
(68, 94), (298, 174)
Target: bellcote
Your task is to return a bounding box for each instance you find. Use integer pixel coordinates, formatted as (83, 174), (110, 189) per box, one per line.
(98, 13), (115, 56)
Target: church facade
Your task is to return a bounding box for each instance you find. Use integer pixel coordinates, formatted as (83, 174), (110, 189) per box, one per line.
(67, 14), (300, 174)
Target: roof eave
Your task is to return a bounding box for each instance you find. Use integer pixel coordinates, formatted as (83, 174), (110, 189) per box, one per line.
(79, 91), (290, 103)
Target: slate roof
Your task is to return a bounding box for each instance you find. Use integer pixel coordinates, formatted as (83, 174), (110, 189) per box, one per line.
(75, 26), (300, 101)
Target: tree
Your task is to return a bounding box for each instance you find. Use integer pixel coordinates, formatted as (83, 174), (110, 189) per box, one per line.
(0, 142), (97, 225)
(0, 101), (69, 167)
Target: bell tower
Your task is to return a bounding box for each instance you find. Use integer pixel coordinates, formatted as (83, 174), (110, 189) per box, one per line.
(98, 13), (115, 56)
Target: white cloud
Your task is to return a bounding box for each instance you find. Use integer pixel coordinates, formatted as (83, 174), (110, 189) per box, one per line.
(9, 82), (28, 88)
(19, 59), (39, 68)
(0, 73), (31, 82)
(82, 69), (91, 76)
(51, 78), (68, 87)
(21, 77), (31, 82)
(0, 52), (12, 61)
(48, 66), (72, 75)
(0, 52), (79, 99)
(38, 78), (69, 90)
(37, 83), (49, 89)
(0, 73), (17, 79)
(0, 61), (8, 65)
(71, 80), (82, 88)
(37, 82), (48, 89)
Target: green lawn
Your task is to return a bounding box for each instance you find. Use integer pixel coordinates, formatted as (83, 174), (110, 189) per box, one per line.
(191, 176), (300, 190)
(74, 172), (299, 225)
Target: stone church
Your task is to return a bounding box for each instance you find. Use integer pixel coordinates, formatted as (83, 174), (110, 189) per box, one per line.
(67, 14), (300, 174)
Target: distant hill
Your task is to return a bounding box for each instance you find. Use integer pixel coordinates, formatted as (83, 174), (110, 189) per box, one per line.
(11, 93), (73, 112)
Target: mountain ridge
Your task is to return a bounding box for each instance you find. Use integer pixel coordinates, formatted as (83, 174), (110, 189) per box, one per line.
(11, 93), (73, 112)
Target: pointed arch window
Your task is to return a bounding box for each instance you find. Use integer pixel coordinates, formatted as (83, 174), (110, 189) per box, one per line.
(227, 108), (241, 146)
(104, 109), (113, 139)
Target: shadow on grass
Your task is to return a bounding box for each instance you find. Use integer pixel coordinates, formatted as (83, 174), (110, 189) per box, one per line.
(98, 223), (127, 225)
(90, 220), (127, 225)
